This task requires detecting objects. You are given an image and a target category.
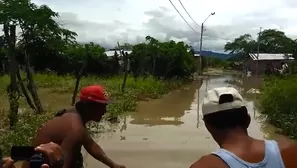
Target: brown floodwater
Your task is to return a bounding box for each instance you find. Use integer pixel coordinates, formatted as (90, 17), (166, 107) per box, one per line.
(83, 73), (279, 168)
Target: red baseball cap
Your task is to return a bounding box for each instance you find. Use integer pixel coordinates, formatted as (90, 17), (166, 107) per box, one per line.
(79, 85), (110, 104)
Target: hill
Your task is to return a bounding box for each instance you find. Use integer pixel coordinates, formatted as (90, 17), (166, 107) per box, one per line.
(194, 50), (233, 60)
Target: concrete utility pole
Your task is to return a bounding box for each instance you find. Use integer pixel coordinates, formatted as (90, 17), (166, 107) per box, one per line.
(199, 24), (204, 75)
(256, 27), (262, 77)
(199, 12), (215, 75)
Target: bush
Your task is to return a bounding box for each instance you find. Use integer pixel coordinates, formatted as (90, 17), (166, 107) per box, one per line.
(259, 75), (297, 140)
(0, 110), (52, 155)
(0, 73), (186, 155)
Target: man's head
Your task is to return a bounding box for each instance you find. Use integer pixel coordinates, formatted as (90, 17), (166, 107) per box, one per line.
(202, 87), (250, 143)
(76, 85), (110, 122)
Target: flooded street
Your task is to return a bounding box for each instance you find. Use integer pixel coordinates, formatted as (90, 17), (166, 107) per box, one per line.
(83, 73), (277, 168)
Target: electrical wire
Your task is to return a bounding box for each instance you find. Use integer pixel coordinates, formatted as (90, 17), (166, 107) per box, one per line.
(178, 0), (200, 28)
(168, 0), (200, 34)
(168, 0), (231, 42)
(178, 1), (231, 41)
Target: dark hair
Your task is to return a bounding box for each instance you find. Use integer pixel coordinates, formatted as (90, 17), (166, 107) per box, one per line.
(75, 100), (105, 114)
(204, 93), (249, 130)
(203, 106), (249, 129)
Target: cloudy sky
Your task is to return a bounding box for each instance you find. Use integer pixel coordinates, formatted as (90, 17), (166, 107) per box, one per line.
(30, 0), (297, 52)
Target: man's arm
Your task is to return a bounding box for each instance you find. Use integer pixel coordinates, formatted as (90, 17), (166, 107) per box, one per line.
(277, 135), (297, 167)
(82, 130), (116, 168)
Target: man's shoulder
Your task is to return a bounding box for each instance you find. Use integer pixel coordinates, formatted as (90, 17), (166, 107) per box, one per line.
(275, 135), (297, 150)
(274, 136), (297, 167)
(190, 154), (227, 168)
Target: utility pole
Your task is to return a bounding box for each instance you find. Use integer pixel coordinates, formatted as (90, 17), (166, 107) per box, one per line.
(199, 12), (215, 75)
(256, 27), (262, 77)
(197, 12), (215, 128)
(199, 23), (204, 75)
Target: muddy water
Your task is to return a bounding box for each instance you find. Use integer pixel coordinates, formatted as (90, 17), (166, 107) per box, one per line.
(83, 74), (278, 168)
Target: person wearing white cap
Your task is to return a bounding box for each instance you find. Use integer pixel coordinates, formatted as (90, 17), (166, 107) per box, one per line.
(190, 87), (297, 168)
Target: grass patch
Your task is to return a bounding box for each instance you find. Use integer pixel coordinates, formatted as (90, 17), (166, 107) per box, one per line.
(0, 73), (187, 155)
(259, 75), (297, 140)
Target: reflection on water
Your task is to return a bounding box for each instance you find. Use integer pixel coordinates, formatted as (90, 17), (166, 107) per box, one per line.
(83, 73), (280, 168)
(129, 84), (197, 126)
(225, 74), (262, 100)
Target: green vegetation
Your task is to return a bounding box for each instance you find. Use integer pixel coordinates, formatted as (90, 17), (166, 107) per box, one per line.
(0, 74), (186, 155)
(259, 76), (297, 140)
(202, 57), (231, 69)
(224, 29), (297, 62)
(225, 29), (297, 140)
(0, 0), (196, 155)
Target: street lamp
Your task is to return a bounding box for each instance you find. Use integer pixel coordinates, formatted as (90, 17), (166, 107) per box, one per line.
(199, 12), (215, 75)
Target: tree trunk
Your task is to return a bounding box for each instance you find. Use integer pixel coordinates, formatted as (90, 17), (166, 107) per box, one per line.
(118, 42), (129, 93)
(4, 24), (19, 128)
(16, 64), (36, 111)
(121, 51), (129, 92)
(152, 58), (156, 76)
(19, 25), (44, 113)
(24, 51), (43, 113)
(71, 44), (89, 106)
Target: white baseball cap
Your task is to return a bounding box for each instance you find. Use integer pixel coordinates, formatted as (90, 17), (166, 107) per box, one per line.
(202, 87), (245, 116)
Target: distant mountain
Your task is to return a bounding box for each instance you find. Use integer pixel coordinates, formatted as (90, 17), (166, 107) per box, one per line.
(226, 54), (247, 61)
(194, 50), (233, 60)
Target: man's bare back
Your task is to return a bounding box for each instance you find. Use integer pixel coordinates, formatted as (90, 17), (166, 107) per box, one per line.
(28, 85), (126, 168)
(32, 109), (82, 149)
(21, 109), (85, 168)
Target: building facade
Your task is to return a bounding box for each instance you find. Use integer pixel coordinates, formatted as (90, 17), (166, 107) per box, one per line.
(244, 53), (294, 74)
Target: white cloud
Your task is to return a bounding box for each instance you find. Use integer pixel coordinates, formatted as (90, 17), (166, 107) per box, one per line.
(11, 0), (297, 51)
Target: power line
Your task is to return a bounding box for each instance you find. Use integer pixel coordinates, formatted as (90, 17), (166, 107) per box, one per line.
(168, 0), (231, 42)
(168, 0), (200, 34)
(174, 0), (225, 41)
(178, 0), (200, 28)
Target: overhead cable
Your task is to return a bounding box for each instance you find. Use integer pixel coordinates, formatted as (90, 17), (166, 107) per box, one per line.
(178, 0), (200, 28)
(168, 0), (231, 41)
(168, 0), (200, 34)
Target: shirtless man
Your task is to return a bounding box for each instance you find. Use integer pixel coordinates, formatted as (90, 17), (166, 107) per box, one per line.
(190, 87), (297, 168)
(25, 85), (125, 168)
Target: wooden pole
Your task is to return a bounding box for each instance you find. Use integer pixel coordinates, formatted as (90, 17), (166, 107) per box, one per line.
(256, 27), (262, 78)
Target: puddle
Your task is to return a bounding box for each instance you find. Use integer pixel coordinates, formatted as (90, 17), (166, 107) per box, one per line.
(83, 74), (279, 168)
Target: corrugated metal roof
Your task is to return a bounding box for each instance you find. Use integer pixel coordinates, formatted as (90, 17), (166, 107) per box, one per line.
(105, 50), (132, 57)
(105, 49), (191, 57)
(249, 53), (294, 60)
(194, 54), (200, 57)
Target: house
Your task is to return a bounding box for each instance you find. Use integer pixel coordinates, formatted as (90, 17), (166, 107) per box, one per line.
(104, 50), (132, 58)
(104, 49), (132, 70)
(244, 53), (294, 74)
(193, 53), (201, 72)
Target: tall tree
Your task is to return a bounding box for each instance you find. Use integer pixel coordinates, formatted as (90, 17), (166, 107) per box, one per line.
(130, 37), (196, 79)
(1, 0), (77, 114)
(3, 24), (20, 128)
(225, 29), (297, 61)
